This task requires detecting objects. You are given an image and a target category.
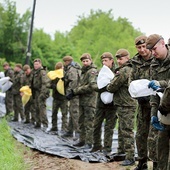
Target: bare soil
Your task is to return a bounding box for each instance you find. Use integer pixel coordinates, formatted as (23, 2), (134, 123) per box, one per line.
(20, 143), (153, 170)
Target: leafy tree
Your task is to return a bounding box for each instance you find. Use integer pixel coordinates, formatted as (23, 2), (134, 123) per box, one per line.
(31, 29), (57, 70)
(0, 0), (31, 64)
(68, 10), (143, 67)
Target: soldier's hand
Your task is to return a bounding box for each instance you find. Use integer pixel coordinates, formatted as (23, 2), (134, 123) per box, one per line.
(158, 105), (169, 116)
(137, 97), (149, 104)
(148, 80), (160, 91)
(66, 89), (75, 100)
(151, 116), (165, 131)
(98, 85), (108, 93)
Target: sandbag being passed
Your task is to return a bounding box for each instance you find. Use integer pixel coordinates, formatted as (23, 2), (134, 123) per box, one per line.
(97, 65), (114, 104)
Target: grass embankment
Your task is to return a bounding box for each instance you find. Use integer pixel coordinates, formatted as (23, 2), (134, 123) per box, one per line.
(0, 118), (31, 170)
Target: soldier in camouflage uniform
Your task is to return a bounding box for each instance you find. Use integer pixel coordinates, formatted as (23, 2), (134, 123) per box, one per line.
(11, 64), (25, 121)
(105, 49), (137, 166)
(3, 62), (14, 116)
(31, 59), (50, 128)
(22, 64), (36, 124)
(48, 62), (68, 133)
(67, 53), (98, 149)
(146, 34), (170, 170)
(90, 52), (117, 155)
(62, 56), (81, 139)
(130, 35), (157, 170)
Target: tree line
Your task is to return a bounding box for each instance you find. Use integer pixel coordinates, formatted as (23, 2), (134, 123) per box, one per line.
(0, 0), (143, 71)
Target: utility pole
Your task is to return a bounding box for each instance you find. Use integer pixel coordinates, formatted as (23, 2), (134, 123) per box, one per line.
(25, 0), (37, 65)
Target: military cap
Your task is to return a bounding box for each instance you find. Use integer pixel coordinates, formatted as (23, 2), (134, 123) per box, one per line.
(62, 56), (73, 62)
(115, 49), (130, 58)
(3, 62), (9, 67)
(135, 35), (147, 45)
(146, 34), (163, 49)
(55, 62), (63, 70)
(101, 52), (113, 60)
(33, 58), (42, 63)
(15, 64), (22, 69)
(23, 64), (30, 71)
(80, 53), (91, 61)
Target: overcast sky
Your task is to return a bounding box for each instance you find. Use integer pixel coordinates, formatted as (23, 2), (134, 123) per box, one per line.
(7, 0), (170, 42)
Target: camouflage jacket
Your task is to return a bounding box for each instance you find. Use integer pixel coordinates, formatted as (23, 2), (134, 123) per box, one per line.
(73, 63), (98, 108)
(64, 61), (81, 94)
(22, 71), (33, 86)
(12, 70), (24, 95)
(4, 67), (14, 79)
(4, 67), (14, 92)
(150, 46), (170, 116)
(107, 63), (137, 107)
(31, 67), (50, 97)
(129, 53), (154, 81)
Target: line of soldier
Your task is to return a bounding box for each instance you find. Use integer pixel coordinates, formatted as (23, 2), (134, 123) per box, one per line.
(2, 34), (170, 170)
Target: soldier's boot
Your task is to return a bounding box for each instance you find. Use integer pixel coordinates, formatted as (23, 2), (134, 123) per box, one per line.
(134, 158), (148, 170)
(90, 145), (102, 153)
(153, 162), (157, 170)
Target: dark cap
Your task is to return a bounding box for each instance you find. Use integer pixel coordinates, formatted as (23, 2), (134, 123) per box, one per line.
(115, 49), (130, 58)
(146, 34), (163, 49)
(15, 64), (22, 69)
(23, 64), (30, 71)
(135, 35), (147, 45)
(80, 53), (91, 61)
(62, 56), (73, 62)
(101, 52), (113, 60)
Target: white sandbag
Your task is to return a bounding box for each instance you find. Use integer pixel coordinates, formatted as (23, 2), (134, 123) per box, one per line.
(0, 92), (5, 104)
(100, 92), (113, 104)
(97, 65), (114, 104)
(0, 72), (5, 78)
(158, 111), (170, 125)
(0, 77), (13, 93)
(97, 65), (114, 88)
(128, 79), (156, 98)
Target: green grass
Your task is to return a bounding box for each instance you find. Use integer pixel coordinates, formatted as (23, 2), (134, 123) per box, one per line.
(0, 118), (30, 170)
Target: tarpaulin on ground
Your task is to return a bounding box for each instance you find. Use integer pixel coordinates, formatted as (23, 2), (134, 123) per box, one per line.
(1, 95), (130, 163)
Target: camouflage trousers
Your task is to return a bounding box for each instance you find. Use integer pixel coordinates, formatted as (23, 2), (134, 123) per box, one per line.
(93, 106), (117, 152)
(5, 90), (13, 115)
(52, 99), (68, 131)
(67, 96), (79, 133)
(34, 92), (48, 127)
(135, 103), (158, 162)
(24, 97), (36, 122)
(13, 94), (24, 120)
(157, 124), (170, 170)
(116, 106), (136, 159)
(79, 105), (95, 145)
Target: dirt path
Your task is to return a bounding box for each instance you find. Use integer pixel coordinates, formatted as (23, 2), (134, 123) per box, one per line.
(21, 143), (153, 170)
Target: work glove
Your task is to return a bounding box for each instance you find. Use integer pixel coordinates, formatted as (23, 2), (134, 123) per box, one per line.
(156, 88), (165, 93)
(66, 89), (75, 100)
(151, 116), (165, 131)
(148, 80), (160, 91)
(51, 83), (56, 89)
(158, 105), (169, 116)
(61, 77), (65, 81)
(99, 85), (108, 93)
(137, 97), (149, 104)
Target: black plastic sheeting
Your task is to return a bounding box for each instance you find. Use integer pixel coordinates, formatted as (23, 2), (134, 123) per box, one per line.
(1, 94), (134, 163)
